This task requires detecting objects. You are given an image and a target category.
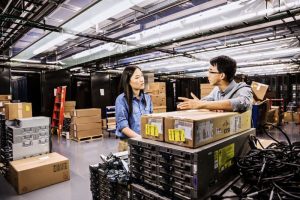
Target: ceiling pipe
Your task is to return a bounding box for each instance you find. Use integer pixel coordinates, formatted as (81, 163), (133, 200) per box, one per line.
(1, 0), (13, 14)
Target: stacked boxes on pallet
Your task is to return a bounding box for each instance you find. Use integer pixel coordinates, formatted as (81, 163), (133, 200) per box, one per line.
(0, 95), (11, 113)
(148, 82), (167, 113)
(6, 117), (50, 160)
(129, 129), (255, 200)
(70, 108), (102, 141)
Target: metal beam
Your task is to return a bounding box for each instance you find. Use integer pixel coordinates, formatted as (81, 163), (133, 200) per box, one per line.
(131, 5), (147, 14)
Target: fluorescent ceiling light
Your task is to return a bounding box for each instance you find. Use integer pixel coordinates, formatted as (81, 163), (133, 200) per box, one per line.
(61, 0), (300, 67)
(14, 0), (147, 59)
(10, 58), (41, 63)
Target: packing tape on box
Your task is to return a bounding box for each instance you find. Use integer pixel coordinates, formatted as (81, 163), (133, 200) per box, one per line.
(18, 103), (23, 118)
(168, 129), (185, 142)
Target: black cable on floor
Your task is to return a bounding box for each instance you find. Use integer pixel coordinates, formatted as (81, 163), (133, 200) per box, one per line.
(235, 123), (300, 199)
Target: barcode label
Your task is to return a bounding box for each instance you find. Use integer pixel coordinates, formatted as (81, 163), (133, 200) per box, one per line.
(197, 120), (213, 141)
(230, 116), (241, 133)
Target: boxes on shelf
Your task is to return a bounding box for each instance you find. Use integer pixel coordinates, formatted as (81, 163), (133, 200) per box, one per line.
(251, 81), (269, 101)
(5, 103), (32, 120)
(9, 152), (70, 194)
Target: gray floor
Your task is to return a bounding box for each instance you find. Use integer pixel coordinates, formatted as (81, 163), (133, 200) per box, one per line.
(0, 131), (120, 200)
(0, 124), (299, 200)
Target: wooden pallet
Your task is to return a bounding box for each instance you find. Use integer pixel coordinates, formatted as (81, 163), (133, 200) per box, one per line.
(71, 134), (103, 142)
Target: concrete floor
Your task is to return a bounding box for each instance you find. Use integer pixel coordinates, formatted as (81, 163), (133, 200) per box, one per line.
(0, 123), (299, 200)
(0, 131), (119, 200)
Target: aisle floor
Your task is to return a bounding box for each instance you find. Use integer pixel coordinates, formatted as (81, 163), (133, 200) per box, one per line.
(0, 123), (299, 200)
(0, 132), (119, 200)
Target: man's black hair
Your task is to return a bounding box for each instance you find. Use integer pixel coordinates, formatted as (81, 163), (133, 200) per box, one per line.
(210, 55), (237, 82)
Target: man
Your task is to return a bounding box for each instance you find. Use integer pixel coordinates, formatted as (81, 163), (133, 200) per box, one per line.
(177, 55), (253, 112)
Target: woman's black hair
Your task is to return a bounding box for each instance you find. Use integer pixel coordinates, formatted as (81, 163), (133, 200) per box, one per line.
(119, 66), (146, 116)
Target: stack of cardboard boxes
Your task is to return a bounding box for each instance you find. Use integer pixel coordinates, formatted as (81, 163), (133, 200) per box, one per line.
(148, 82), (167, 113)
(0, 95), (12, 113)
(70, 108), (102, 141)
(141, 109), (251, 148)
(200, 84), (214, 98)
(1, 102), (70, 194)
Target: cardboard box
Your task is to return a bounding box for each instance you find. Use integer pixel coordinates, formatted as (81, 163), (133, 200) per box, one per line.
(164, 110), (252, 148)
(72, 115), (101, 124)
(200, 84), (214, 98)
(71, 122), (102, 131)
(150, 94), (166, 107)
(65, 101), (76, 107)
(0, 107), (5, 113)
(251, 81), (269, 101)
(5, 103), (32, 120)
(64, 106), (75, 112)
(153, 106), (167, 113)
(141, 111), (193, 141)
(0, 94), (12, 101)
(284, 112), (300, 123)
(71, 108), (101, 117)
(9, 152), (70, 194)
(102, 119), (107, 129)
(70, 128), (103, 138)
(0, 100), (10, 107)
(200, 84), (214, 89)
(148, 82), (166, 94)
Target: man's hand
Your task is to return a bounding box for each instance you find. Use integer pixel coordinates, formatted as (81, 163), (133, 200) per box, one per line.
(177, 92), (202, 110)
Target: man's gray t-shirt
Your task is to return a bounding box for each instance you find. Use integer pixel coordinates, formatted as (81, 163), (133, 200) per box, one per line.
(201, 80), (253, 112)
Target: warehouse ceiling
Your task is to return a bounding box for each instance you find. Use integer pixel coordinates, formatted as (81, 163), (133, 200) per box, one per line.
(1, 0), (300, 76)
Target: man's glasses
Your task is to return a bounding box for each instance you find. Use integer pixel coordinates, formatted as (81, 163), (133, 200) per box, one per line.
(208, 71), (221, 74)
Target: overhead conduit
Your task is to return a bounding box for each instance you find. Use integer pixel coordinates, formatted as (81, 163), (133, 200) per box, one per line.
(59, 0), (300, 67)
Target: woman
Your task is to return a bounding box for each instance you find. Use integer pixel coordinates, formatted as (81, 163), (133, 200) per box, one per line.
(115, 66), (153, 149)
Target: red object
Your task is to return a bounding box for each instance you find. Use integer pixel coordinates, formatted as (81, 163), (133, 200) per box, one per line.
(51, 86), (67, 136)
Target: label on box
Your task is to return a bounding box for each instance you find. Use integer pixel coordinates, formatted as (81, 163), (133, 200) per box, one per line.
(214, 143), (235, 173)
(25, 105), (30, 112)
(168, 129), (185, 142)
(174, 120), (193, 140)
(145, 124), (159, 137)
(197, 120), (213, 141)
(230, 115), (241, 133)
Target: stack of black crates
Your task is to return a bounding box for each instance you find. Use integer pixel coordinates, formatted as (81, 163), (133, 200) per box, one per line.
(0, 113), (11, 177)
(128, 129), (255, 200)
